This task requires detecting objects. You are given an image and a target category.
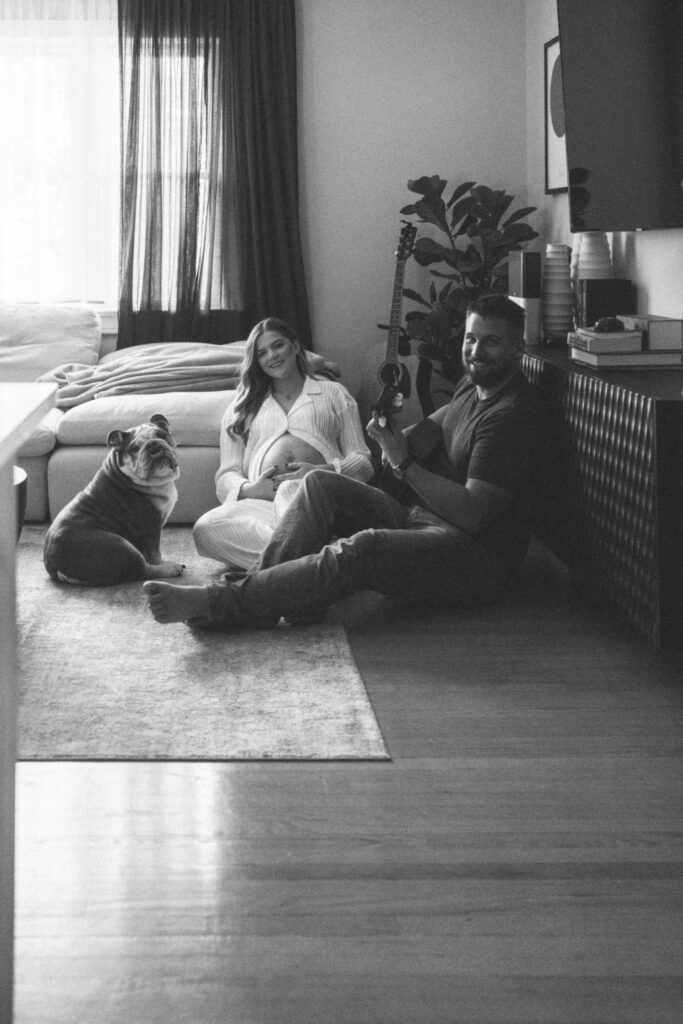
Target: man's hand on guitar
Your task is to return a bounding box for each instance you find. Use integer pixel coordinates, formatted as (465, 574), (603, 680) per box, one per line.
(370, 382), (404, 429)
(366, 416), (409, 468)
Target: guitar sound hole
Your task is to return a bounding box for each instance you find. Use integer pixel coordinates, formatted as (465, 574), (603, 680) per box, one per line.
(378, 363), (401, 386)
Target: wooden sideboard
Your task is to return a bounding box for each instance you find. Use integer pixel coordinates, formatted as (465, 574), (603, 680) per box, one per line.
(522, 346), (683, 647)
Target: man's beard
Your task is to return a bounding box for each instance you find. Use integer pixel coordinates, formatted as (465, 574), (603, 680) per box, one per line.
(463, 356), (512, 387)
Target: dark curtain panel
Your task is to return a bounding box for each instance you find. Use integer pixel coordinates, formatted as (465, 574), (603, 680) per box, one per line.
(117, 0), (311, 349)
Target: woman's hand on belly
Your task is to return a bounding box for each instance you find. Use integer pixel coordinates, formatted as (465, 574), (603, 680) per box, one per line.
(239, 466), (279, 502)
(260, 434), (328, 485)
(273, 460), (331, 484)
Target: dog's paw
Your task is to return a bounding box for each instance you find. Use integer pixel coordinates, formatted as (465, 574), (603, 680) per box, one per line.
(147, 560), (186, 579)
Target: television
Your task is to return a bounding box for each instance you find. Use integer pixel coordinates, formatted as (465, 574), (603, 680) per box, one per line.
(557, 0), (683, 231)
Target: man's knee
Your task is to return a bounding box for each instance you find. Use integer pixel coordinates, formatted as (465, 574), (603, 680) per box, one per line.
(302, 467), (337, 491)
(328, 528), (382, 568)
(298, 467), (350, 507)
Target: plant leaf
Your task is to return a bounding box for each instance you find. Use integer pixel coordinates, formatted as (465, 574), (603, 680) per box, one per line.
(468, 236), (485, 261)
(438, 280), (454, 303)
(470, 184), (494, 202)
(502, 223), (539, 244)
(503, 206), (537, 227)
(406, 175), (446, 197)
(402, 287), (432, 309)
(494, 193), (514, 221)
(408, 197), (448, 231)
(413, 236), (453, 266)
(449, 195), (475, 234)
(446, 181), (476, 209)
(429, 269), (461, 280)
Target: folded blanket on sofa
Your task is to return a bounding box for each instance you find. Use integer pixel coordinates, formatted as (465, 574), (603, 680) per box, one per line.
(40, 342), (340, 408)
(40, 343), (247, 408)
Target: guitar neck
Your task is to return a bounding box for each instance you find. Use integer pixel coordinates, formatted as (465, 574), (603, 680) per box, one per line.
(385, 258), (408, 366)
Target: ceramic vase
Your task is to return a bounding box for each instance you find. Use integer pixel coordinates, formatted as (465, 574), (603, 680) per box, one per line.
(541, 243), (574, 344)
(576, 231), (613, 280)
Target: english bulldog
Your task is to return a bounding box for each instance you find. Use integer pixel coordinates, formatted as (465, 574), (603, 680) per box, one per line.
(43, 414), (185, 587)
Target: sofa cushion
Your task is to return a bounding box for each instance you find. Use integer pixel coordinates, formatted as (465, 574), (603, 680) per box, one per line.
(17, 407), (64, 458)
(0, 304), (102, 382)
(16, 454), (50, 522)
(56, 389), (235, 447)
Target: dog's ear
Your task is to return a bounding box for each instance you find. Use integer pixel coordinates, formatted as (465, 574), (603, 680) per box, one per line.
(107, 428), (133, 451)
(150, 414), (171, 433)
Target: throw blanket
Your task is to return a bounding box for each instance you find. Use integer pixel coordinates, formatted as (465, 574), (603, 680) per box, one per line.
(40, 342), (340, 409)
(41, 342), (247, 408)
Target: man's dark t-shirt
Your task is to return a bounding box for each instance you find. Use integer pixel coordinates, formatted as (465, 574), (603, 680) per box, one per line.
(387, 369), (545, 576)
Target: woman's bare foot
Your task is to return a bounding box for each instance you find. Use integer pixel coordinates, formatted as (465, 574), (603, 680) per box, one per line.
(143, 581), (210, 624)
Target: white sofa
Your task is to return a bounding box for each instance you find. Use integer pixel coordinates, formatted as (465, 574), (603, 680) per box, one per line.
(1, 304), (238, 523)
(1, 303), (342, 524)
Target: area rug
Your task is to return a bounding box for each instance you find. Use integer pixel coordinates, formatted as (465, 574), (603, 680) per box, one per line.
(15, 525), (389, 761)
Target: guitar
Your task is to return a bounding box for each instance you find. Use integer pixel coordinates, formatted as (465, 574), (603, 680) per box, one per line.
(371, 221), (416, 427)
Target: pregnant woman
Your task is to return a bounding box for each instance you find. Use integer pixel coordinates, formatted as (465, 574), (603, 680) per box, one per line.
(192, 318), (373, 569)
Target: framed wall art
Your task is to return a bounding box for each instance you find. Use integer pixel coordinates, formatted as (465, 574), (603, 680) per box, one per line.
(544, 35), (568, 194)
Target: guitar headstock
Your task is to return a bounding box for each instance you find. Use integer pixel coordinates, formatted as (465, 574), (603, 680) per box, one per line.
(396, 221), (417, 262)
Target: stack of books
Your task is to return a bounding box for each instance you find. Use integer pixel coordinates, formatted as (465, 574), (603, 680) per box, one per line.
(568, 324), (683, 368)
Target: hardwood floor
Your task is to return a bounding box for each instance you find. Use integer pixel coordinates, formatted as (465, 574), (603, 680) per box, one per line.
(13, 542), (683, 1023)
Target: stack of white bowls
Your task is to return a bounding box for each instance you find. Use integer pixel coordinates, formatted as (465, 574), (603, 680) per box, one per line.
(541, 243), (574, 343)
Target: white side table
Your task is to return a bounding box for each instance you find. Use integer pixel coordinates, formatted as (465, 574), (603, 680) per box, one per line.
(0, 383), (56, 1022)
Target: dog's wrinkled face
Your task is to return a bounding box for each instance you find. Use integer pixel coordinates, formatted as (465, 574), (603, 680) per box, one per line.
(107, 414), (179, 485)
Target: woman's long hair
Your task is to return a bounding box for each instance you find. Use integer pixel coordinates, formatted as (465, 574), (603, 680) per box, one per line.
(227, 318), (313, 440)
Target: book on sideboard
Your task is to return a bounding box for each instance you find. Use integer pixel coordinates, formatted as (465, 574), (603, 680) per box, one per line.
(569, 347), (683, 369)
(567, 328), (643, 354)
(617, 314), (683, 351)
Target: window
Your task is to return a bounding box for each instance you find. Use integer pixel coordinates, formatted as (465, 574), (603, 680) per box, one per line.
(0, 0), (311, 346)
(0, 1), (119, 305)
(120, 40), (230, 315)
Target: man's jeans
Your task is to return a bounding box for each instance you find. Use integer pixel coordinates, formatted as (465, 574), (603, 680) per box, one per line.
(205, 470), (509, 627)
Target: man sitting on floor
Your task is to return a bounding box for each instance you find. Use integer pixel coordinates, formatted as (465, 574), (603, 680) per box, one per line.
(143, 293), (546, 628)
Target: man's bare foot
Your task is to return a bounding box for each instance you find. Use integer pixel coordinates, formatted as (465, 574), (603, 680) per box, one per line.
(143, 560), (185, 580)
(143, 581), (210, 624)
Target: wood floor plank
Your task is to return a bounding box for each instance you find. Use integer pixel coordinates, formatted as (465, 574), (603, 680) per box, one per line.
(13, 541), (683, 1023)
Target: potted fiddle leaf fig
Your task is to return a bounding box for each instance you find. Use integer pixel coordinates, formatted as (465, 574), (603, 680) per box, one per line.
(400, 175), (539, 413)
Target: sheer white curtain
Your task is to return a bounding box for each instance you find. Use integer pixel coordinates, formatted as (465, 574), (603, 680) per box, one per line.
(0, 0), (119, 305)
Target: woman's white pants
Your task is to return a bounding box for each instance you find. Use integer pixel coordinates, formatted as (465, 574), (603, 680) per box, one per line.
(192, 479), (301, 569)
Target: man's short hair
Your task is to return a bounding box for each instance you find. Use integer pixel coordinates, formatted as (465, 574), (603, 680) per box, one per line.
(466, 293), (526, 338)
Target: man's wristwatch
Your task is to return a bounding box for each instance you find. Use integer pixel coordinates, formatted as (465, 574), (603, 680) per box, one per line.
(391, 457), (413, 480)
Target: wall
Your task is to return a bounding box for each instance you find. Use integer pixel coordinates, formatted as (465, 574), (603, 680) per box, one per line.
(526, 0), (683, 320)
(612, 230), (683, 320)
(296, 0), (528, 396)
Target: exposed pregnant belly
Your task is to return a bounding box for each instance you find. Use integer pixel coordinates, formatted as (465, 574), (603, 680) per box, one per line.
(259, 432), (327, 475)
